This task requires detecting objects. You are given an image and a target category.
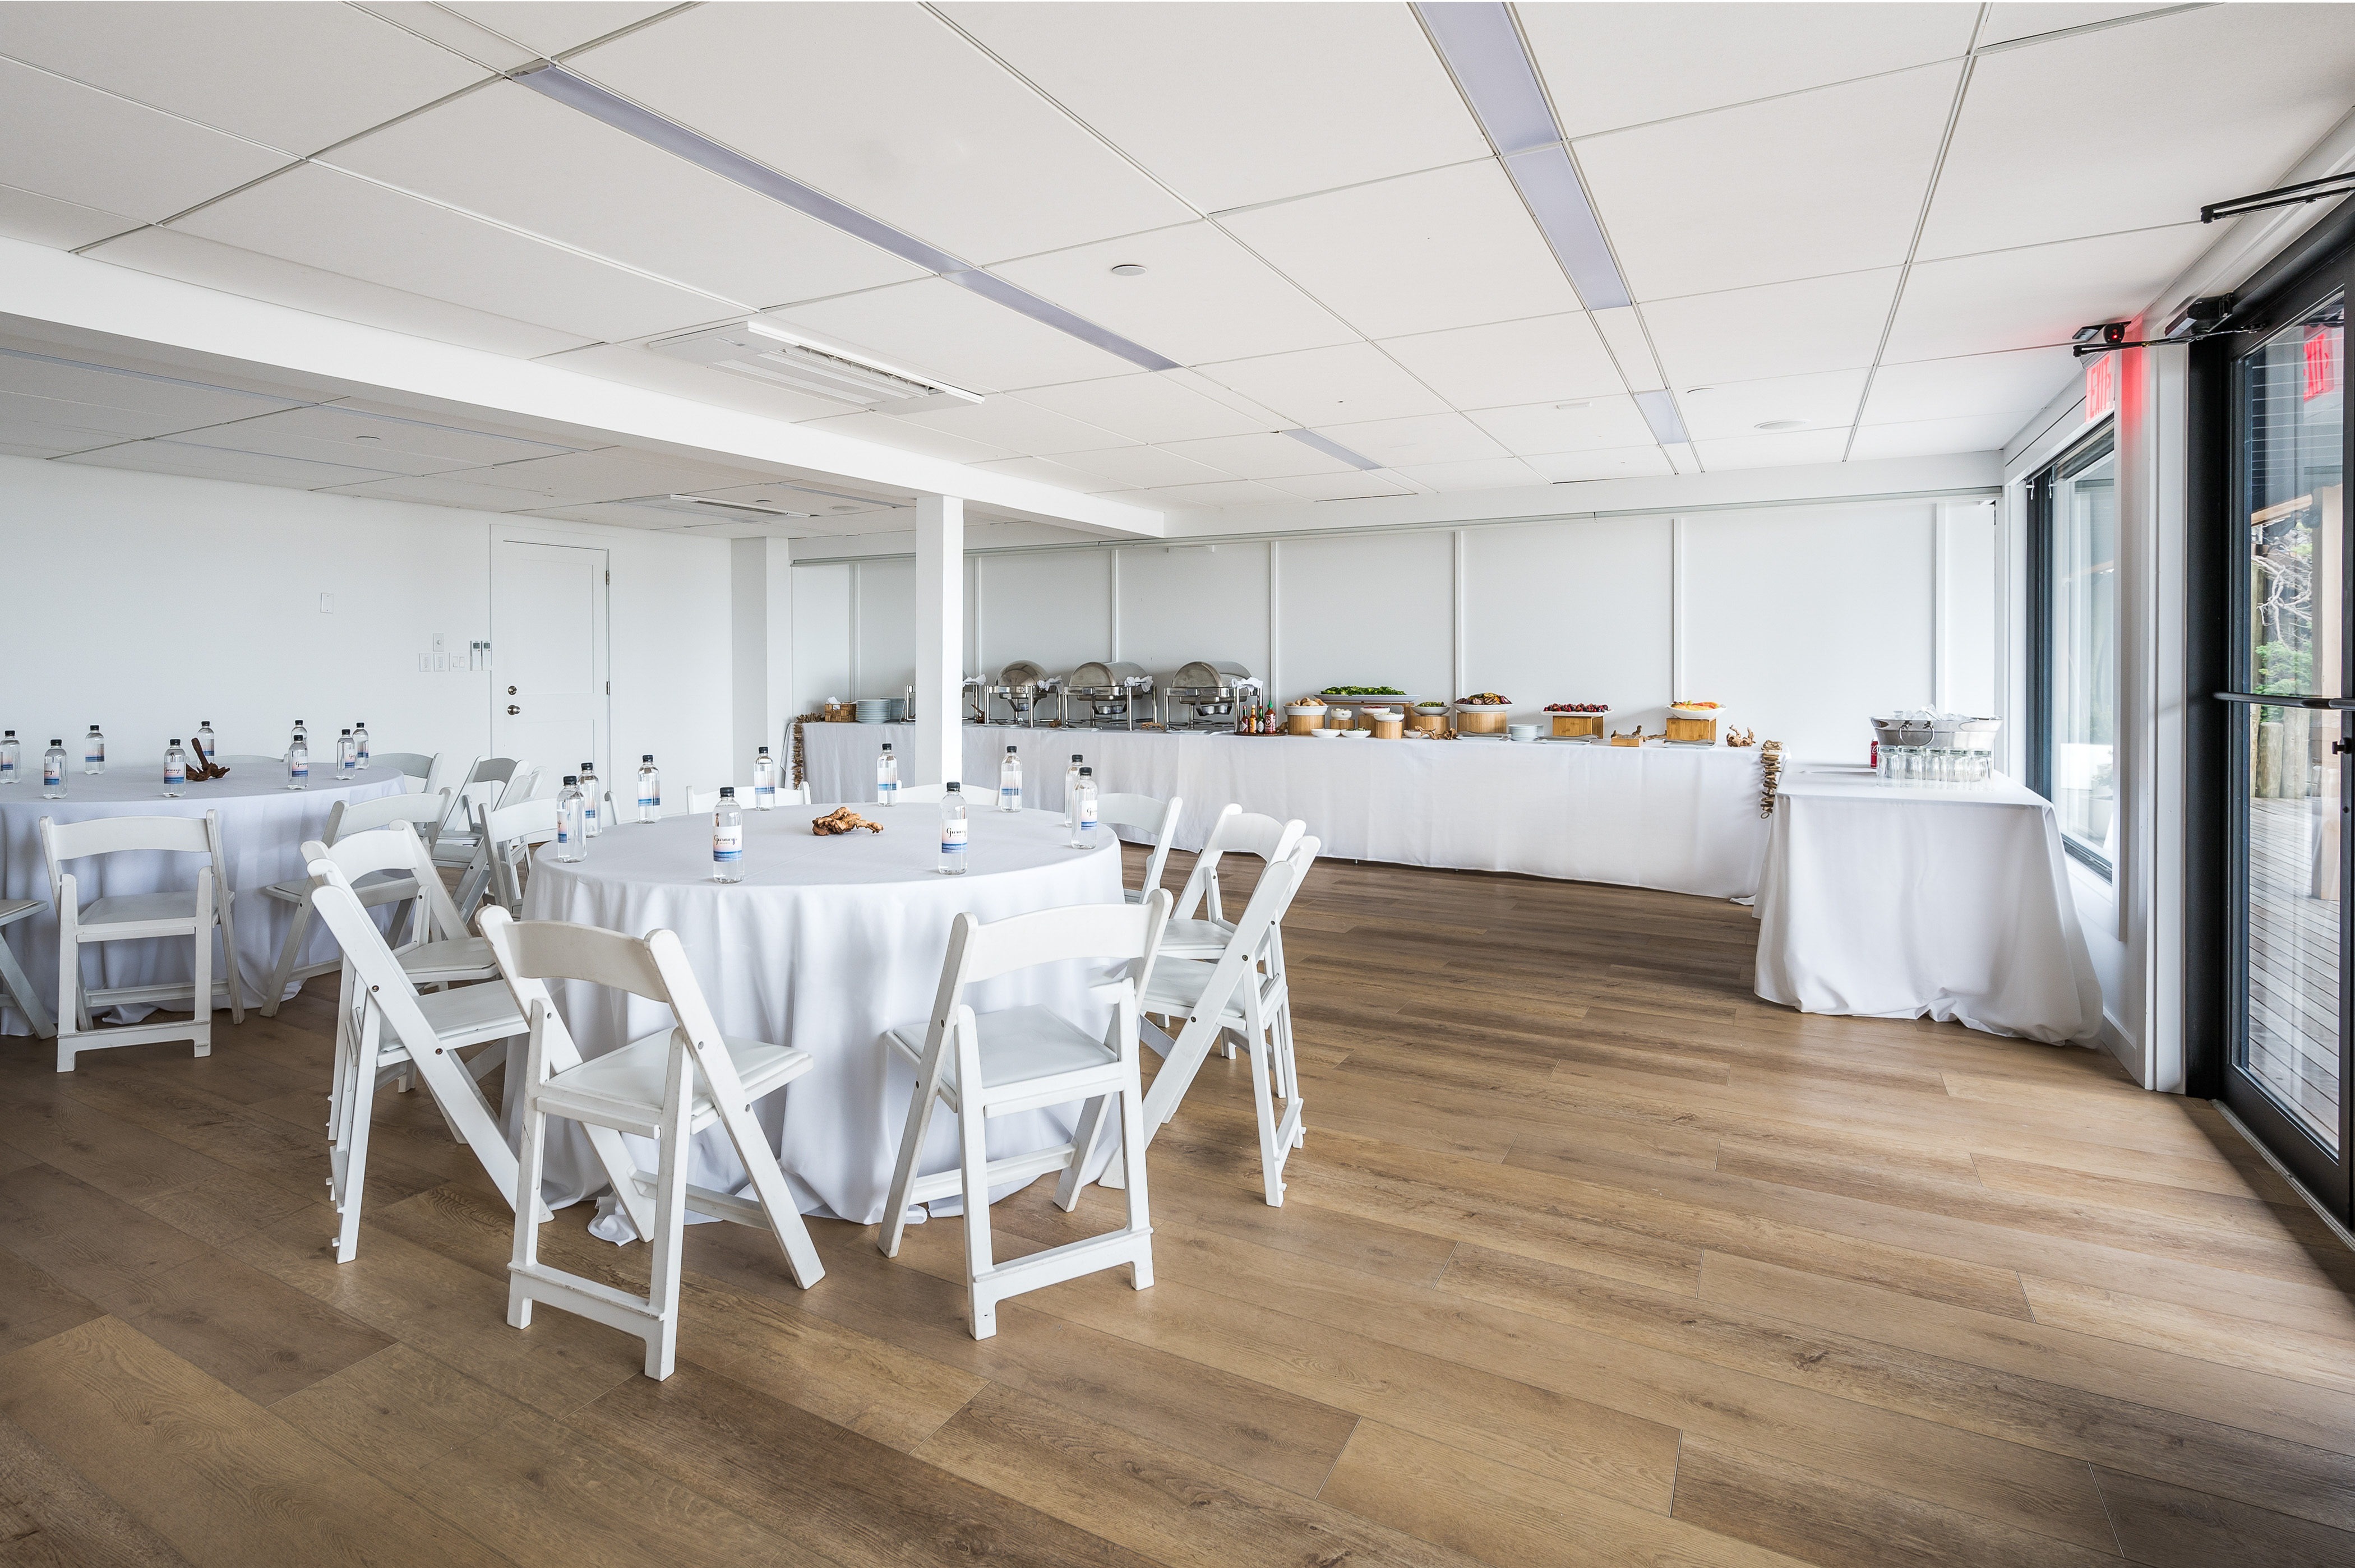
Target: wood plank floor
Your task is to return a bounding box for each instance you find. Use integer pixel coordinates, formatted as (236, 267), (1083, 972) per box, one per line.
(4, 847), (2354, 1566)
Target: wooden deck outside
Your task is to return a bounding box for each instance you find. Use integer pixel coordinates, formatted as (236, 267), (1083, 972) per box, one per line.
(2246, 796), (2344, 1148)
(2, 846), (2354, 1566)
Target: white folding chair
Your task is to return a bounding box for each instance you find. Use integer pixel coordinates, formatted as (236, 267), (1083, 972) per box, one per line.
(480, 907), (825, 1380)
(257, 789), (452, 1015)
(0, 899), (56, 1039)
(370, 751), (442, 795)
(684, 785), (724, 816)
(1097, 792), (1183, 906)
(891, 782), (949, 806)
(1162, 806), (1306, 959)
(459, 794), (560, 919)
(306, 857), (540, 1263)
(1116, 838), (1319, 1206)
(431, 757), (523, 868)
(40, 811), (246, 1072)
(305, 822), (502, 992)
(879, 890), (1170, 1339)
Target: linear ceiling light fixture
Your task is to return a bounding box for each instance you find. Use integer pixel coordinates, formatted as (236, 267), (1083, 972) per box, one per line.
(645, 494), (812, 521)
(512, 63), (1178, 373)
(1281, 428), (1384, 471)
(1414, 2), (1632, 311)
(1632, 389), (1690, 445)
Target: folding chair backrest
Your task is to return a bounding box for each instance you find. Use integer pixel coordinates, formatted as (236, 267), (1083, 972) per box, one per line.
(1184, 836), (1321, 1017)
(306, 822), (465, 944)
(685, 786), (723, 815)
(370, 751), (441, 793)
(306, 871), (441, 1049)
(500, 764), (542, 805)
(478, 910), (739, 1103)
(326, 789), (451, 845)
(42, 812), (224, 903)
(477, 794), (560, 914)
(914, 891), (1170, 1071)
(894, 783), (949, 804)
(1174, 808), (1306, 923)
(1096, 792), (1181, 895)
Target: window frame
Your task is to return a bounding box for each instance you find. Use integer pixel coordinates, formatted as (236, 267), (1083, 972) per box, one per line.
(2024, 418), (2119, 879)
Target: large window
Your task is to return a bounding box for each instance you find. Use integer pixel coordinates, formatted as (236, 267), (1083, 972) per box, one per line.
(2026, 425), (2118, 875)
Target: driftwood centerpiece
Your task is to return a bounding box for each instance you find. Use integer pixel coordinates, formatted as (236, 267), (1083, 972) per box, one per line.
(811, 807), (883, 836)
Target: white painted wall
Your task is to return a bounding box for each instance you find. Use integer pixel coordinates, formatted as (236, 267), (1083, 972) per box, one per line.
(0, 455), (732, 802)
(795, 494), (2000, 762)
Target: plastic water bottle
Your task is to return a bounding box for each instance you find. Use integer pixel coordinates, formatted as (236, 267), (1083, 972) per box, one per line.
(335, 729), (357, 779)
(636, 754), (660, 823)
(1064, 753), (1084, 830)
(876, 742), (899, 807)
(0, 732), (19, 784)
(84, 724), (104, 775)
(1069, 767), (1098, 849)
(42, 739), (67, 799)
(712, 786), (744, 882)
(164, 739), (187, 798)
(286, 732), (310, 790)
(999, 744), (1022, 812)
(938, 781), (967, 875)
(352, 721), (370, 769)
(753, 746), (778, 809)
(578, 761), (602, 837)
(554, 776), (586, 862)
(195, 721), (215, 764)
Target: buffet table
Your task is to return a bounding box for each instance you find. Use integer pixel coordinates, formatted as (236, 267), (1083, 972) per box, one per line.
(0, 765), (407, 1034)
(519, 804), (1126, 1227)
(801, 722), (1769, 898)
(1753, 769), (2103, 1043)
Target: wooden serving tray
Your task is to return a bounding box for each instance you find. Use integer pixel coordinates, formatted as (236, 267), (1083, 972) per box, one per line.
(1550, 713), (1605, 738)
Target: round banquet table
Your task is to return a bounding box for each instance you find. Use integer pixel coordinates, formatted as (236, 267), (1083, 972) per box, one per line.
(0, 764), (410, 1035)
(517, 801), (1126, 1230)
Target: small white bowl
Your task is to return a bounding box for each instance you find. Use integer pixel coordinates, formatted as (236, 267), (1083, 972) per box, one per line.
(1307, 727), (1342, 739)
(1341, 728), (1372, 739)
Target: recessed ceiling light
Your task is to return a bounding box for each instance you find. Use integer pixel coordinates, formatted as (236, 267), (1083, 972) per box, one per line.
(353, 434), (382, 442)
(1554, 400), (1592, 410)
(1685, 387), (1714, 396)
(1109, 263), (1148, 276)
(1754, 419), (1806, 431)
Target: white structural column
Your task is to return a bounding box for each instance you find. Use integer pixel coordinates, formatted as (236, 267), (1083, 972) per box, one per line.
(915, 494), (965, 785)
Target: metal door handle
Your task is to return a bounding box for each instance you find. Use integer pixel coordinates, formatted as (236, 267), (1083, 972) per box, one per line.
(507, 685), (518, 695)
(506, 705), (520, 716)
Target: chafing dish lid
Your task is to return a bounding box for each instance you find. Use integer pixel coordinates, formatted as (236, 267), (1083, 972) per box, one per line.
(1066, 660), (1149, 689)
(1170, 659), (1252, 690)
(998, 659), (1049, 690)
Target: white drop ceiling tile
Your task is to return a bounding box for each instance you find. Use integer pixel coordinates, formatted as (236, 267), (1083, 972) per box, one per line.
(0, 353), (299, 427)
(352, 4), (542, 72)
(0, 412), (127, 455)
(320, 471), (560, 510)
(325, 84), (926, 309)
(0, 439), (82, 459)
(1376, 314), (1625, 409)
(796, 411), (1015, 466)
(895, 397), (1136, 457)
(769, 278), (1137, 395)
(1676, 370), (1870, 441)
(1152, 433), (1351, 481)
(1193, 343), (1450, 426)
(1522, 3), (1977, 137)
(1139, 479), (1292, 508)
(1691, 428), (1854, 470)
(0, 57), (289, 223)
(944, 2), (1485, 211)
(0, 180), (136, 249)
(1056, 445), (1236, 489)
(169, 164), (727, 344)
(1849, 412), (2033, 460)
(1921, 7), (2355, 258)
(992, 223), (1355, 366)
(1222, 162), (1585, 339)
(965, 455), (1124, 493)
(1014, 373), (1268, 443)
(1580, 63), (1961, 300)
(443, 2), (681, 57)
(0, 2), (488, 155)
(1861, 346), (2079, 425)
(569, 4), (1192, 265)
(1314, 413), (1506, 468)
(328, 398), (603, 452)
(689, 482), (906, 519)
(535, 343), (854, 423)
(1978, 4), (2179, 48)
(0, 387), (211, 442)
(63, 437), (403, 490)
(168, 404), (573, 475)
(1253, 470), (1411, 501)
(85, 228), (595, 360)
(1525, 446), (1675, 482)
(1882, 225), (2212, 363)
(1466, 397), (1656, 455)
(458, 448), (781, 506)
(1392, 457), (1549, 493)
(1642, 270), (1900, 386)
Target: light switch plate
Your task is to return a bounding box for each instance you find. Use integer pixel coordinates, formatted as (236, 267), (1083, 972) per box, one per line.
(418, 654), (430, 672)
(433, 653), (448, 672)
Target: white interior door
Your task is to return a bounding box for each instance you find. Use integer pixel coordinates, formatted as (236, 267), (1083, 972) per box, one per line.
(492, 537), (608, 789)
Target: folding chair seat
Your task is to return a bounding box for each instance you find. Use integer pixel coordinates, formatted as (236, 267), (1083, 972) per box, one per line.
(257, 789), (451, 1015)
(1158, 806), (1306, 960)
(40, 810), (246, 1071)
(479, 907), (825, 1380)
(879, 890), (1170, 1339)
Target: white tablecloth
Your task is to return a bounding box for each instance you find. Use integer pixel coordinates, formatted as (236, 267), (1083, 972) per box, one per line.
(518, 803), (1126, 1225)
(1753, 771), (2104, 1043)
(802, 723), (1770, 898)
(0, 765), (409, 1034)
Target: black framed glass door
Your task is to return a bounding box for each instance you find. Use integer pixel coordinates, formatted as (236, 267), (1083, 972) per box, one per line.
(2222, 275), (2351, 1214)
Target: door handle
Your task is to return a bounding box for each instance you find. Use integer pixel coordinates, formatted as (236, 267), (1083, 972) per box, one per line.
(506, 705), (520, 716)
(507, 685), (518, 696)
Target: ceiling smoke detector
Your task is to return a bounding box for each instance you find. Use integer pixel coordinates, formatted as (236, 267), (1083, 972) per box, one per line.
(1109, 263), (1148, 276)
(649, 320), (982, 414)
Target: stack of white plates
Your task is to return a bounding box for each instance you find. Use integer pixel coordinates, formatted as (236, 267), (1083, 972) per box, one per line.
(854, 699), (890, 723)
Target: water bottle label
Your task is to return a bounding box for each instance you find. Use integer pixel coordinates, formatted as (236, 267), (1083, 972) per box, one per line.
(1080, 803), (1098, 828)
(755, 785), (774, 804)
(85, 753), (100, 767)
(165, 763), (184, 784)
(880, 781), (898, 798)
(713, 825), (742, 862)
(639, 795), (656, 810)
(584, 806), (597, 825)
(941, 821), (968, 853)
(292, 762), (307, 780)
(1, 761), (12, 776)
(557, 825), (570, 844)
(45, 763), (60, 785)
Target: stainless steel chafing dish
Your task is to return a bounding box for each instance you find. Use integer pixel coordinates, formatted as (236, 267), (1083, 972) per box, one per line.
(1160, 660), (1260, 729)
(1061, 660), (1153, 729)
(979, 659), (1059, 727)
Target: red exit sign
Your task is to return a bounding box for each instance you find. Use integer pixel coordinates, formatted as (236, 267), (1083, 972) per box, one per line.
(2085, 353), (2117, 421)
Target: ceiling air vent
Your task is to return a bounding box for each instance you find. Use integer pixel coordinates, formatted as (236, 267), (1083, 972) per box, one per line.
(650, 320), (983, 413)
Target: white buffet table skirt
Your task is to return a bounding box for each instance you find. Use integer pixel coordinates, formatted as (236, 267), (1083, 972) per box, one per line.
(1753, 770), (2103, 1044)
(518, 803), (1126, 1229)
(0, 765), (408, 1034)
(802, 722), (1770, 899)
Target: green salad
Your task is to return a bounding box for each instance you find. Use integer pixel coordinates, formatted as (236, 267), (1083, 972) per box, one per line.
(1320, 685), (1406, 696)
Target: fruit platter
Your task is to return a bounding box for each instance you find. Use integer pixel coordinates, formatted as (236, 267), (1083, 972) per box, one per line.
(1546, 702), (1609, 741)
(1544, 702), (1610, 713)
(1453, 693), (1511, 734)
(1456, 692), (1511, 705)
(1665, 701), (1725, 744)
(1320, 685), (1406, 697)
